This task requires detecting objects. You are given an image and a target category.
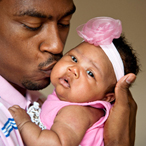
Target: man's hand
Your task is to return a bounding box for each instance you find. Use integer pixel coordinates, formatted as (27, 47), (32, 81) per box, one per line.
(104, 73), (137, 146)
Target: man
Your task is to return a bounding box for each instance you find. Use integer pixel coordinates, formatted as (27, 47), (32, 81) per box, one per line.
(0, 0), (137, 146)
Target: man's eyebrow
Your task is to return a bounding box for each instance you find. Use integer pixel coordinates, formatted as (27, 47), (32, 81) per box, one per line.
(15, 9), (50, 19)
(63, 5), (76, 18)
(14, 5), (76, 19)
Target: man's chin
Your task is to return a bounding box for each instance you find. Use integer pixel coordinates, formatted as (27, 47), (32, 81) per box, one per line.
(22, 78), (51, 90)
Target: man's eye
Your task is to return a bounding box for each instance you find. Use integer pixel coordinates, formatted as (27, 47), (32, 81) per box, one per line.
(58, 23), (70, 28)
(71, 56), (77, 63)
(23, 24), (41, 31)
(87, 70), (94, 78)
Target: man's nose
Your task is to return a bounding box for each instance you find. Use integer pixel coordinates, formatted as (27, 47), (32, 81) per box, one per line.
(39, 23), (64, 54)
(68, 66), (79, 79)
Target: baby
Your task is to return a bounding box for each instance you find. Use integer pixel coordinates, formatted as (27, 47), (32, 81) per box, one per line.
(9, 17), (140, 146)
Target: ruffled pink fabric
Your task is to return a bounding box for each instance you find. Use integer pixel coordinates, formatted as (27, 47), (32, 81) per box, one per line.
(77, 17), (122, 46)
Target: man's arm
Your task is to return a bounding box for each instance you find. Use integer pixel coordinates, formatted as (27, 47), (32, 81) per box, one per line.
(104, 73), (137, 146)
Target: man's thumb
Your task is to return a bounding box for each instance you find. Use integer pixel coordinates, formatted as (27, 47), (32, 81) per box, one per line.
(116, 73), (136, 90)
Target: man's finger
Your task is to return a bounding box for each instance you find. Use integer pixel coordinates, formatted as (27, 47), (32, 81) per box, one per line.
(115, 73), (136, 92)
(114, 73), (136, 104)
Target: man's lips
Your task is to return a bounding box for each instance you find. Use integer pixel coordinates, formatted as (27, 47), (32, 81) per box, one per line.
(40, 63), (56, 76)
(59, 77), (70, 88)
(42, 70), (52, 76)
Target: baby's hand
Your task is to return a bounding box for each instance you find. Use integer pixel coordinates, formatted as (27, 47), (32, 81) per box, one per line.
(8, 105), (31, 130)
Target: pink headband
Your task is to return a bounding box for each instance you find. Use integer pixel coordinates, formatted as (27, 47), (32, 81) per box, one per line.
(76, 17), (124, 81)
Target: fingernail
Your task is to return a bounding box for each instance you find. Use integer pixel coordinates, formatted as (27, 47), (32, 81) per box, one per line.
(126, 75), (136, 84)
(126, 78), (131, 84)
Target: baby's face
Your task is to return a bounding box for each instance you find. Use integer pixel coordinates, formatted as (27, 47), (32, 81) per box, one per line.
(51, 42), (116, 103)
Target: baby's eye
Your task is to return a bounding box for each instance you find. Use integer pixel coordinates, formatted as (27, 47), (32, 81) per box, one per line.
(87, 70), (94, 78)
(71, 56), (77, 63)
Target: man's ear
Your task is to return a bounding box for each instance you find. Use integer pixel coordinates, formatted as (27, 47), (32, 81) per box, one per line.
(103, 93), (115, 102)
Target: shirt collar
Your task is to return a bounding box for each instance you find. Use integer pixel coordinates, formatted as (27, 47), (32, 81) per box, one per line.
(0, 75), (28, 109)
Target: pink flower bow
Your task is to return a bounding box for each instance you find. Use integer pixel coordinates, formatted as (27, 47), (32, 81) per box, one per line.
(77, 17), (122, 46)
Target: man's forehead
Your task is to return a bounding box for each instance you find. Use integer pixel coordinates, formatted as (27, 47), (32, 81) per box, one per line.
(4, 0), (75, 18)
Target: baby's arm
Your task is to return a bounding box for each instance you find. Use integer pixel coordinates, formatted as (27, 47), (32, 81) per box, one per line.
(9, 105), (103, 146)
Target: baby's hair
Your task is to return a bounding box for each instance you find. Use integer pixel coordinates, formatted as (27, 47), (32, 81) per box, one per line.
(113, 34), (140, 76)
(106, 35), (140, 95)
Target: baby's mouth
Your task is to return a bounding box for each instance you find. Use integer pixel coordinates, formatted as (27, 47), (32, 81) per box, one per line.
(64, 79), (68, 83)
(59, 77), (70, 88)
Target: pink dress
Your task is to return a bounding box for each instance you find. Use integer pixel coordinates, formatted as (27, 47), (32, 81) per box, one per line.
(40, 90), (112, 146)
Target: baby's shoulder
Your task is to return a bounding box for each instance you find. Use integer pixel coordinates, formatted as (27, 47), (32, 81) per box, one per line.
(86, 106), (104, 127)
(58, 105), (104, 127)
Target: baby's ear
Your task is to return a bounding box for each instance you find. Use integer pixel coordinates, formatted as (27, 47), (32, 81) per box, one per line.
(103, 93), (115, 103)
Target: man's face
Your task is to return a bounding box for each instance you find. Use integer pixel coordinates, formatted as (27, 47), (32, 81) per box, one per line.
(0, 0), (75, 90)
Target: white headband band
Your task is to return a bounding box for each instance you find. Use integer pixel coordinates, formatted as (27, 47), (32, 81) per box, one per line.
(100, 43), (124, 81)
